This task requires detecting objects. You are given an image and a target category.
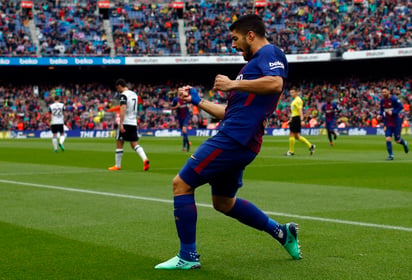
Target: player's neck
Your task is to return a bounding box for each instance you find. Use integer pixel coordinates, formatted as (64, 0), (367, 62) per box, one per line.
(252, 39), (270, 55)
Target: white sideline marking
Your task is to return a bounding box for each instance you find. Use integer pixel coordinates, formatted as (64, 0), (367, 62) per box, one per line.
(0, 170), (108, 176)
(1, 179), (411, 232)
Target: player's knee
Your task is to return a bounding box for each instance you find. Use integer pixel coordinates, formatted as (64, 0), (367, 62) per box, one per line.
(212, 201), (225, 213)
(386, 137), (392, 142)
(172, 175), (193, 196)
(212, 197), (235, 214)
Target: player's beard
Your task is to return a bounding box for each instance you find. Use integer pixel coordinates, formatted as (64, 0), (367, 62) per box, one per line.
(242, 44), (253, 61)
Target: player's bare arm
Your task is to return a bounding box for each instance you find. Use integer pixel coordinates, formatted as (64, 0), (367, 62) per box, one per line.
(170, 104), (179, 110)
(197, 99), (226, 120)
(299, 109), (305, 125)
(213, 75), (283, 95)
(119, 104), (126, 133)
(178, 86), (226, 120)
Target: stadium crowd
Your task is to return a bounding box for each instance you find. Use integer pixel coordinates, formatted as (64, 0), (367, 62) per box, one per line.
(34, 0), (111, 56)
(0, 0), (411, 56)
(0, 0), (37, 56)
(0, 75), (411, 131)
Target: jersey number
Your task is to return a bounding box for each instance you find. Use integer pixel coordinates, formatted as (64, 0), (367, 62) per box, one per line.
(52, 108), (63, 117)
(132, 98), (137, 113)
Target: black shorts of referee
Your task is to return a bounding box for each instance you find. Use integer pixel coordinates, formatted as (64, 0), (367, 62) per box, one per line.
(289, 116), (301, 134)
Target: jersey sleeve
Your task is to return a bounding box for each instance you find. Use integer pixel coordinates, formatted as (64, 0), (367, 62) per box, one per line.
(392, 96), (403, 115)
(119, 94), (127, 105)
(379, 100), (384, 116)
(258, 46), (288, 78)
(297, 98), (303, 110)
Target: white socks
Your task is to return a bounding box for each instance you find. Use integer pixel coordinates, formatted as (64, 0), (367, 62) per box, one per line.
(115, 149), (123, 167)
(134, 145), (147, 161)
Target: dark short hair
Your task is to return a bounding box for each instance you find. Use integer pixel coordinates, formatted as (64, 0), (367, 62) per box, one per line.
(229, 14), (266, 37)
(55, 95), (60, 101)
(115, 79), (127, 87)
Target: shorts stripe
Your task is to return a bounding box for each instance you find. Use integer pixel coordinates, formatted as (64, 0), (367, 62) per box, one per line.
(194, 148), (222, 174)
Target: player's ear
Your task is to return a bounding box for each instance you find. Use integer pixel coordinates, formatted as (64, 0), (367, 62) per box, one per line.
(247, 31), (255, 41)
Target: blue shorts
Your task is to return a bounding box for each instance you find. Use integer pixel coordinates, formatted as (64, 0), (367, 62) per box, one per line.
(385, 125), (401, 141)
(179, 116), (190, 128)
(179, 132), (257, 198)
(325, 120), (336, 130)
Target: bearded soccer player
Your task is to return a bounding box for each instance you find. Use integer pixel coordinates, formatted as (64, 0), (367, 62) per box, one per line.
(379, 86), (409, 160)
(170, 94), (191, 152)
(155, 14), (301, 270)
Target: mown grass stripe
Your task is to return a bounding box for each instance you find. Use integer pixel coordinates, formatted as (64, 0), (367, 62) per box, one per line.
(1, 178), (411, 232)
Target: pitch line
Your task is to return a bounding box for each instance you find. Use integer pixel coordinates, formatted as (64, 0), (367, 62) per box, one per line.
(0, 170), (107, 176)
(1, 179), (411, 232)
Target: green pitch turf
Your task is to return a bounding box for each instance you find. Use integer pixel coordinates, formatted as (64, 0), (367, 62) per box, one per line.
(0, 135), (411, 280)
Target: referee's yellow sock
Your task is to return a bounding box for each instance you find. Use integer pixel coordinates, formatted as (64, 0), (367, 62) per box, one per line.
(299, 136), (311, 148)
(289, 137), (295, 153)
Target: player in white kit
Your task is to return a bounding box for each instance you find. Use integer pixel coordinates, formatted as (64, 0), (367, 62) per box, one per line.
(108, 79), (150, 171)
(49, 95), (66, 152)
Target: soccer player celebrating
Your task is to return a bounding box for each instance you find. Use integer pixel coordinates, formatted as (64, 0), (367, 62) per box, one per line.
(49, 95), (66, 152)
(170, 92), (191, 152)
(108, 79), (150, 171)
(321, 96), (339, 146)
(285, 88), (316, 156)
(155, 14), (301, 270)
(379, 86), (409, 160)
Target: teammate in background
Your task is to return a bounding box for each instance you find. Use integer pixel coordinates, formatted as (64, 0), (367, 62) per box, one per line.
(285, 88), (315, 156)
(155, 14), (301, 271)
(108, 79), (150, 171)
(170, 92), (191, 151)
(321, 96), (339, 146)
(49, 95), (66, 153)
(379, 87), (409, 160)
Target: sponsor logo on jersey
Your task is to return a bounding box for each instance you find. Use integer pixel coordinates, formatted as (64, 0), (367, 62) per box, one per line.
(269, 61), (284, 70)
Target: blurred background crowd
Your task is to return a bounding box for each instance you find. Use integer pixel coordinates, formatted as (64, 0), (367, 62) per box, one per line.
(0, 0), (411, 56)
(1, 76), (411, 131)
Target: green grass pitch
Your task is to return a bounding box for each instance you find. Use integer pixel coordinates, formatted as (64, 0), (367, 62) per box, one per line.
(0, 135), (411, 280)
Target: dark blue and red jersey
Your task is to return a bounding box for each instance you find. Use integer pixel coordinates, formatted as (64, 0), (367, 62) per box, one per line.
(322, 102), (338, 122)
(172, 97), (190, 121)
(380, 95), (403, 128)
(217, 44), (288, 153)
(322, 101), (338, 130)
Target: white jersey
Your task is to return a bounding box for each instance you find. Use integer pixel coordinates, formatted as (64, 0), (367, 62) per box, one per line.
(119, 90), (138, 126)
(49, 102), (65, 125)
